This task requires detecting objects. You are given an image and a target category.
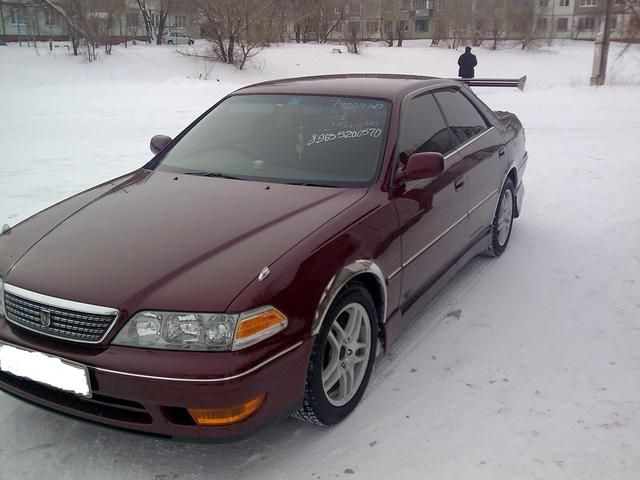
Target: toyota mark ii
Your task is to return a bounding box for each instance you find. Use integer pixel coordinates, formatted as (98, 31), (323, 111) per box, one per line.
(0, 74), (527, 439)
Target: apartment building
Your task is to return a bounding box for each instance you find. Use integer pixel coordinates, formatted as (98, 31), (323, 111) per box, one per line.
(0, 0), (200, 43)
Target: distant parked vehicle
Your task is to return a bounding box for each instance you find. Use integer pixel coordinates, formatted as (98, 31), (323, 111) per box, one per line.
(163, 31), (194, 45)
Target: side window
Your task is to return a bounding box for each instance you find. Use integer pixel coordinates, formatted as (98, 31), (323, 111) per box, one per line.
(433, 90), (489, 146)
(398, 93), (453, 158)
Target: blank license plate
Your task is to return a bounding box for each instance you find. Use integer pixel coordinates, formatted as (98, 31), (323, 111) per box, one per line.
(0, 342), (91, 398)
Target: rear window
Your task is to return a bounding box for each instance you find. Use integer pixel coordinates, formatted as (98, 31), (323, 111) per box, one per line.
(434, 90), (489, 145)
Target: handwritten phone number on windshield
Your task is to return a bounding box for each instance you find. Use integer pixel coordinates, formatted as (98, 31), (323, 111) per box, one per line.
(307, 128), (383, 146)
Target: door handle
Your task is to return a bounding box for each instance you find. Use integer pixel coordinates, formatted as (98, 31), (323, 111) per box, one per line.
(454, 177), (465, 191)
(498, 147), (506, 157)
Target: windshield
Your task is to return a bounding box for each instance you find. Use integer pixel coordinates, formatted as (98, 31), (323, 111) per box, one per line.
(155, 94), (391, 187)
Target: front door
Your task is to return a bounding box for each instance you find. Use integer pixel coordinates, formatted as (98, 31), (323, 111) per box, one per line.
(392, 92), (469, 312)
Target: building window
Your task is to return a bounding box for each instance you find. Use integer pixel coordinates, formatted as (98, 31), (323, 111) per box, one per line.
(335, 4), (342, 14)
(511, 22), (523, 31)
(399, 20), (409, 31)
(436, 0), (446, 8)
(536, 17), (548, 29)
(415, 19), (429, 32)
(401, 0), (411, 11)
(580, 0), (596, 6)
(578, 16), (596, 29)
(350, 2), (362, 14)
(45, 10), (60, 26)
(366, 20), (379, 33)
(10, 9), (26, 25)
(557, 17), (569, 30)
(383, 0), (394, 12)
(335, 22), (342, 32)
(384, 20), (393, 32)
(611, 16), (617, 29)
(175, 15), (186, 27)
(126, 13), (139, 27)
(415, 0), (427, 8)
(559, 0), (570, 6)
(539, 0), (549, 6)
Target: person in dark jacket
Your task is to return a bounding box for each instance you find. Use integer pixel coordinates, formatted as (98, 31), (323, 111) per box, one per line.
(458, 46), (478, 79)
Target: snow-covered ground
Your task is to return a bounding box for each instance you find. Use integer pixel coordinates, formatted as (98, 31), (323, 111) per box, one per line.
(1, 40), (640, 480)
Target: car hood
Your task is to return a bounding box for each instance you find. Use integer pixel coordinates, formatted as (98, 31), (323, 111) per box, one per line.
(5, 169), (366, 313)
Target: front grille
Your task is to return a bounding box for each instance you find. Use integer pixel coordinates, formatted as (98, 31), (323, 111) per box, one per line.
(4, 292), (118, 343)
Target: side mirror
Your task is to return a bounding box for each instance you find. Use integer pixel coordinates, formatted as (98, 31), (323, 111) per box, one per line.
(395, 152), (445, 182)
(150, 134), (172, 155)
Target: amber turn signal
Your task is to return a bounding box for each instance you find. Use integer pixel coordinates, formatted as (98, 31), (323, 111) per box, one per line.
(188, 394), (265, 426)
(232, 307), (288, 350)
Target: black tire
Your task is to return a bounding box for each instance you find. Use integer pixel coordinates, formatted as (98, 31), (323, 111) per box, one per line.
(294, 283), (378, 426)
(188, 39), (195, 45)
(167, 40), (173, 45)
(486, 178), (516, 257)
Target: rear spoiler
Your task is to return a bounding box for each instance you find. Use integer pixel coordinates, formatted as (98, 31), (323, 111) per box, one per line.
(451, 76), (527, 91)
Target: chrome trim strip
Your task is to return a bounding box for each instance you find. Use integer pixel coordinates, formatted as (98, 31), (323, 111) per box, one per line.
(4, 284), (119, 316)
(3, 283), (120, 345)
(312, 260), (388, 333)
(387, 266), (402, 280)
(468, 189), (499, 215)
(444, 126), (495, 161)
(402, 214), (468, 269)
(94, 341), (305, 383)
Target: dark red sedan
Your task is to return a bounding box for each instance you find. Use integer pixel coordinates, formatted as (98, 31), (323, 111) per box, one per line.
(0, 74), (526, 439)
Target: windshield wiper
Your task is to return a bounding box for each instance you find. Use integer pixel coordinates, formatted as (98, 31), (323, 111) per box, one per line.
(184, 171), (244, 180)
(288, 181), (337, 188)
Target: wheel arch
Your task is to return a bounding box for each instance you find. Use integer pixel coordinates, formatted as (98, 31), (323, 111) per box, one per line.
(506, 167), (519, 217)
(311, 260), (387, 337)
(493, 166), (519, 220)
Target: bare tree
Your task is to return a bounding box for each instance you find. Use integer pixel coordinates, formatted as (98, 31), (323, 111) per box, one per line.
(380, 20), (394, 46)
(345, 20), (362, 53)
(198, 0), (278, 69)
(396, 19), (405, 47)
(506, 0), (538, 49)
(288, 0), (318, 43)
(622, 0), (640, 41)
(40, 0), (123, 60)
(317, 0), (349, 43)
(483, 2), (507, 50)
(135, 0), (170, 44)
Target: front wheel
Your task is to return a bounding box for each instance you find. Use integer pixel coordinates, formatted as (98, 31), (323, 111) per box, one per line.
(294, 283), (378, 426)
(486, 178), (515, 257)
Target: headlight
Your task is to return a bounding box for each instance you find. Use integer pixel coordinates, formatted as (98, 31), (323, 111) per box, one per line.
(0, 277), (5, 317)
(113, 306), (287, 351)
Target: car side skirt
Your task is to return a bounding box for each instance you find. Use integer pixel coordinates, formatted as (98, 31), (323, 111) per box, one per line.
(383, 228), (491, 349)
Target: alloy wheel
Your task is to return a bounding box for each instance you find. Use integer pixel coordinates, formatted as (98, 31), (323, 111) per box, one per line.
(322, 302), (372, 407)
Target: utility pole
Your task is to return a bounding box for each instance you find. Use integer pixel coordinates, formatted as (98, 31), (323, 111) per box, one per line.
(591, 0), (614, 86)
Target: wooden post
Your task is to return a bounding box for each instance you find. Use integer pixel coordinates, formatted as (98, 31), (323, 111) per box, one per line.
(591, 0), (614, 86)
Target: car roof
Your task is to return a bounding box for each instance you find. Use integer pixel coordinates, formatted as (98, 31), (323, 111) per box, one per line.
(234, 74), (461, 102)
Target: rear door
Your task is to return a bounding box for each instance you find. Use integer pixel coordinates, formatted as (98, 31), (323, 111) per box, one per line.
(433, 89), (506, 242)
(392, 92), (469, 311)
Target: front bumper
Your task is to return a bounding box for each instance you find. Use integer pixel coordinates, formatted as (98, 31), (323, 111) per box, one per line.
(0, 320), (312, 439)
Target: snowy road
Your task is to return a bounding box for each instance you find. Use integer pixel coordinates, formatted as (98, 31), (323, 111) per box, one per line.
(1, 42), (640, 479)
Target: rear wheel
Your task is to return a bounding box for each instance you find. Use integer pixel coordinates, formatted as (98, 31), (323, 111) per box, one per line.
(486, 178), (515, 257)
(294, 283), (378, 425)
